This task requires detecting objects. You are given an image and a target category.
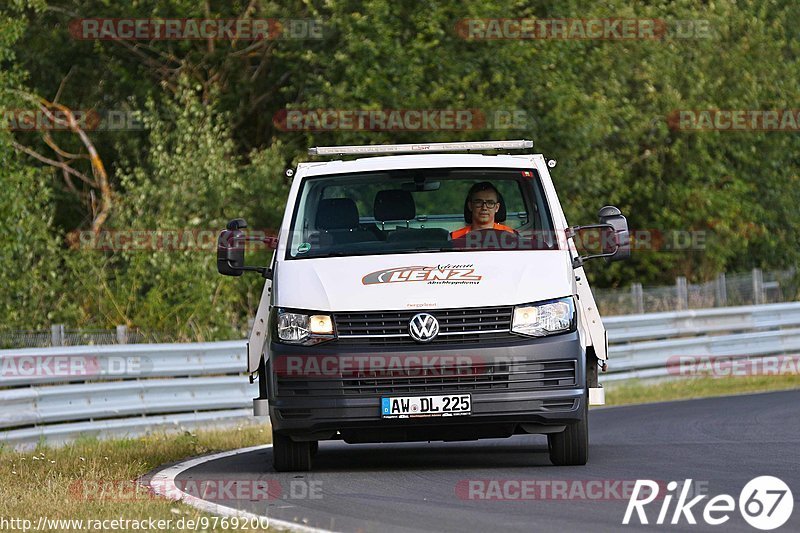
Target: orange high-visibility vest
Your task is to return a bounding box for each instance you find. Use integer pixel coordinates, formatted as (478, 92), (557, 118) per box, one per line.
(450, 223), (516, 239)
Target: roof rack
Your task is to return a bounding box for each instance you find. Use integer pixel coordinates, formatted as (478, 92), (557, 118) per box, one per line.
(308, 139), (533, 156)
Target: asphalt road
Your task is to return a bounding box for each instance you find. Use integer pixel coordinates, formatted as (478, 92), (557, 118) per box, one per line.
(169, 390), (800, 532)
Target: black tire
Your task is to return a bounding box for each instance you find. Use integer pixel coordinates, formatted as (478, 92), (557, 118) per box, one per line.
(272, 433), (314, 472)
(310, 440), (319, 457)
(547, 395), (588, 466)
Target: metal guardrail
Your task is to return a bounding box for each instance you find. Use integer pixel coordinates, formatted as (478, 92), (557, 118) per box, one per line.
(603, 302), (800, 381)
(0, 377), (256, 428)
(1, 302), (799, 447)
(0, 409), (254, 449)
(604, 302), (800, 342)
(0, 341), (254, 448)
(0, 340), (247, 387)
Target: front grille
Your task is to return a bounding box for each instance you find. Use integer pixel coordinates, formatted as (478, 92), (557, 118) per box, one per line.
(332, 306), (516, 346)
(276, 359), (577, 396)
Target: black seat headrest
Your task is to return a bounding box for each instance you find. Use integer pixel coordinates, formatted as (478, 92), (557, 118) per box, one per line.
(464, 192), (507, 223)
(316, 198), (359, 230)
(374, 190), (416, 221)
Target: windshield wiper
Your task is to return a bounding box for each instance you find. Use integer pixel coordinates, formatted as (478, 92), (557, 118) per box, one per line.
(302, 251), (350, 259)
(298, 246), (477, 258)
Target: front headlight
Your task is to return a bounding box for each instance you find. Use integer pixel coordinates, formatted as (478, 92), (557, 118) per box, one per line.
(276, 310), (335, 344)
(512, 297), (575, 337)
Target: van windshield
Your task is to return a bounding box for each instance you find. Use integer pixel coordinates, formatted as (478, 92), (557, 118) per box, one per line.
(285, 168), (557, 259)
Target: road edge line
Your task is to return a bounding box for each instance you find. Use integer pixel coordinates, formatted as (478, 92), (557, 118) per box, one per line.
(147, 444), (334, 533)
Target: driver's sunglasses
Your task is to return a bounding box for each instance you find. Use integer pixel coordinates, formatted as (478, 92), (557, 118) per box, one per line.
(470, 199), (498, 208)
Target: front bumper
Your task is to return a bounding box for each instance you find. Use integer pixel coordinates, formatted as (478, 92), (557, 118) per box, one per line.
(265, 331), (586, 442)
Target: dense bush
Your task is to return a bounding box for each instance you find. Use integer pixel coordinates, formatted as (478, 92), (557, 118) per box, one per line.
(2, 0), (798, 337)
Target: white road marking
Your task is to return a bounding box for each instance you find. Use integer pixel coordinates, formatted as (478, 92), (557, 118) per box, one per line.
(146, 444), (334, 533)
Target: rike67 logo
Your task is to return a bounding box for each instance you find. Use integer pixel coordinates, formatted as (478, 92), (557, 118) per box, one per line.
(624, 477), (793, 530)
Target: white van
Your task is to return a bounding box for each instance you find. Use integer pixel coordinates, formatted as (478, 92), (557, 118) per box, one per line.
(218, 140), (629, 471)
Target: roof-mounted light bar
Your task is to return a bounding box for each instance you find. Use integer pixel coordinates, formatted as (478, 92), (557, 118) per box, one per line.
(308, 139), (533, 156)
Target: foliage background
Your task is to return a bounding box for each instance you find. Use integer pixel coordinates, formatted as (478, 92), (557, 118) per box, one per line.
(1, 0), (799, 339)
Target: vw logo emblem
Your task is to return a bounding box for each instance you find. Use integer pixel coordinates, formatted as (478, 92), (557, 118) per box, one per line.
(408, 313), (439, 343)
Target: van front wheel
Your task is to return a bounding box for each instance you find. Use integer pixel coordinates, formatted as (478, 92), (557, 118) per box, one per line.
(547, 396), (588, 466)
(272, 433), (313, 472)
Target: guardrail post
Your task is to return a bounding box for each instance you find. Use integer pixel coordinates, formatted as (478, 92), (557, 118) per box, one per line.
(50, 324), (65, 346)
(715, 272), (727, 307)
(116, 325), (129, 344)
(753, 268), (765, 305)
(631, 283), (644, 314)
(676, 277), (688, 310)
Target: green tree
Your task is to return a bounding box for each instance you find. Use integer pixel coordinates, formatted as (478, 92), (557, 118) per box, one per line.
(0, 1), (77, 331)
(5, 0), (800, 338)
(64, 81), (287, 339)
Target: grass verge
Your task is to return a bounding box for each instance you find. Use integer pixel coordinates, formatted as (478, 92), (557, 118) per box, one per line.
(603, 373), (800, 406)
(0, 424), (272, 532)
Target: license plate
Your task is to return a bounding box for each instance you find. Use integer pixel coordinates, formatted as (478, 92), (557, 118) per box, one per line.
(381, 394), (471, 418)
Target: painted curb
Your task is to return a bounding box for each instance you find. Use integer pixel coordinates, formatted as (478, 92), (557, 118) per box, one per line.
(147, 444), (333, 533)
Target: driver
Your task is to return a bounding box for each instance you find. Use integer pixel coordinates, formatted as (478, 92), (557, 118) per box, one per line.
(450, 181), (516, 239)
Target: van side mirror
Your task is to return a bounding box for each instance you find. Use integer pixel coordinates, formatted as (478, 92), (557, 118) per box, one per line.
(217, 219), (275, 278)
(598, 206), (630, 262)
(569, 206), (631, 268)
(217, 219), (247, 276)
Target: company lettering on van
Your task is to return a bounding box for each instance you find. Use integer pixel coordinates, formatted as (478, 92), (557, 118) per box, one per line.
(362, 265), (482, 285)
